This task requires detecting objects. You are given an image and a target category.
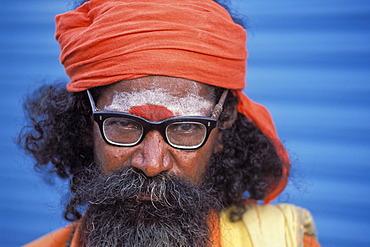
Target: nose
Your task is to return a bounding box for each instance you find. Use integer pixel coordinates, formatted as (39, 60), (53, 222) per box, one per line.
(130, 131), (173, 177)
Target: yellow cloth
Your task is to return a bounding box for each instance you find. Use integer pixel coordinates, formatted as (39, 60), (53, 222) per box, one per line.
(220, 203), (318, 247)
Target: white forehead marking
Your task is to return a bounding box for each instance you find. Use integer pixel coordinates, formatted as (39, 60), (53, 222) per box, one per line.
(104, 88), (214, 116)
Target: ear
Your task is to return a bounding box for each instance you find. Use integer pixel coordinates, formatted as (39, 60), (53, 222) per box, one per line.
(213, 106), (238, 154)
(220, 104), (238, 129)
(213, 131), (224, 154)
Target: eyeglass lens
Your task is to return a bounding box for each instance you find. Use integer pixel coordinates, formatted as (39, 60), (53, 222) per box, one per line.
(103, 117), (143, 145)
(166, 122), (207, 148)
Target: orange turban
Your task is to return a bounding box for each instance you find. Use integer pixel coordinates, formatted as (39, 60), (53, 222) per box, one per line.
(55, 0), (289, 203)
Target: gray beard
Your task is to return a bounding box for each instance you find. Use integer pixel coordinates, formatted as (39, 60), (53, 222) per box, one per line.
(72, 167), (222, 247)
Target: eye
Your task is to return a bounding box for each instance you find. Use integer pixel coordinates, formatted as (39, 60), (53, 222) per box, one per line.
(104, 117), (141, 130)
(113, 119), (131, 127)
(168, 122), (204, 135)
(176, 123), (198, 132)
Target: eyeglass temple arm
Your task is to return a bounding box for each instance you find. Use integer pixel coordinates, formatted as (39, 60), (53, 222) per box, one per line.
(211, 89), (228, 119)
(86, 89), (98, 112)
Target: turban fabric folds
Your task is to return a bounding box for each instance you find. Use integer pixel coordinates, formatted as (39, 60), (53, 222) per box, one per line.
(55, 0), (289, 203)
(56, 0), (246, 91)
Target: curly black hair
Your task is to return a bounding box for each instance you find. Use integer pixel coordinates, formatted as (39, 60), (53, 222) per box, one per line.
(18, 83), (285, 222)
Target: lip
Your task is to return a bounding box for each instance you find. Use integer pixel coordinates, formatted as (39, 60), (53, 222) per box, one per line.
(136, 194), (151, 201)
(135, 193), (160, 202)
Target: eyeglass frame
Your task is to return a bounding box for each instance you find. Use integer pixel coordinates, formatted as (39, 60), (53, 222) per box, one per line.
(86, 88), (228, 150)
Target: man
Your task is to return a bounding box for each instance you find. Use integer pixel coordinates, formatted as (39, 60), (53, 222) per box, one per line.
(19, 0), (320, 246)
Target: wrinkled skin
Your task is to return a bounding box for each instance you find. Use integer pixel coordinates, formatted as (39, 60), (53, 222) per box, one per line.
(93, 76), (224, 184)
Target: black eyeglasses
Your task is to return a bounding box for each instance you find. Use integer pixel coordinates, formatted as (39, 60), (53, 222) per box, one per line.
(87, 89), (228, 150)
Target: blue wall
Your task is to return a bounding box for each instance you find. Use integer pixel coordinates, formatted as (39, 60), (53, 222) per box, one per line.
(1, 0), (369, 246)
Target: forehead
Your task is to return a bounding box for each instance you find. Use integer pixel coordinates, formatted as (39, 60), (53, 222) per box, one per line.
(96, 76), (216, 116)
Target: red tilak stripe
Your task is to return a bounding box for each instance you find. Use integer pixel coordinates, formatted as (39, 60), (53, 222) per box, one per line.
(129, 104), (175, 121)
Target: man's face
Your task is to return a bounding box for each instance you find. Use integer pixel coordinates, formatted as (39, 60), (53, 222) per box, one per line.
(92, 75), (221, 184)
(76, 76), (225, 246)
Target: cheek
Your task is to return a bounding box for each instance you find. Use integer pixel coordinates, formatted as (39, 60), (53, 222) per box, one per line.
(93, 125), (133, 173)
(174, 130), (218, 184)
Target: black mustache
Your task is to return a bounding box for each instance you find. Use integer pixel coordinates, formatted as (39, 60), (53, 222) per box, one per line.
(73, 167), (206, 209)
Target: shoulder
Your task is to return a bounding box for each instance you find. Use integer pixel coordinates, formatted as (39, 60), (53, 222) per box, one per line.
(220, 203), (320, 247)
(246, 203), (318, 237)
(22, 224), (75, 247)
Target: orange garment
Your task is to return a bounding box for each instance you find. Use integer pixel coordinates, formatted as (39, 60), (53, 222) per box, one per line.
(209, 211), (222, 247)
(304, 234), (321, 247)
(55, 0), (289, 203)
(23, 224), (75, 247)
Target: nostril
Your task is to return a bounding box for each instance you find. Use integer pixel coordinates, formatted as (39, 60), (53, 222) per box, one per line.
(130, 166), (149, 178)
(130, 167), (169, 180)
(129, 130), (173, 177)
